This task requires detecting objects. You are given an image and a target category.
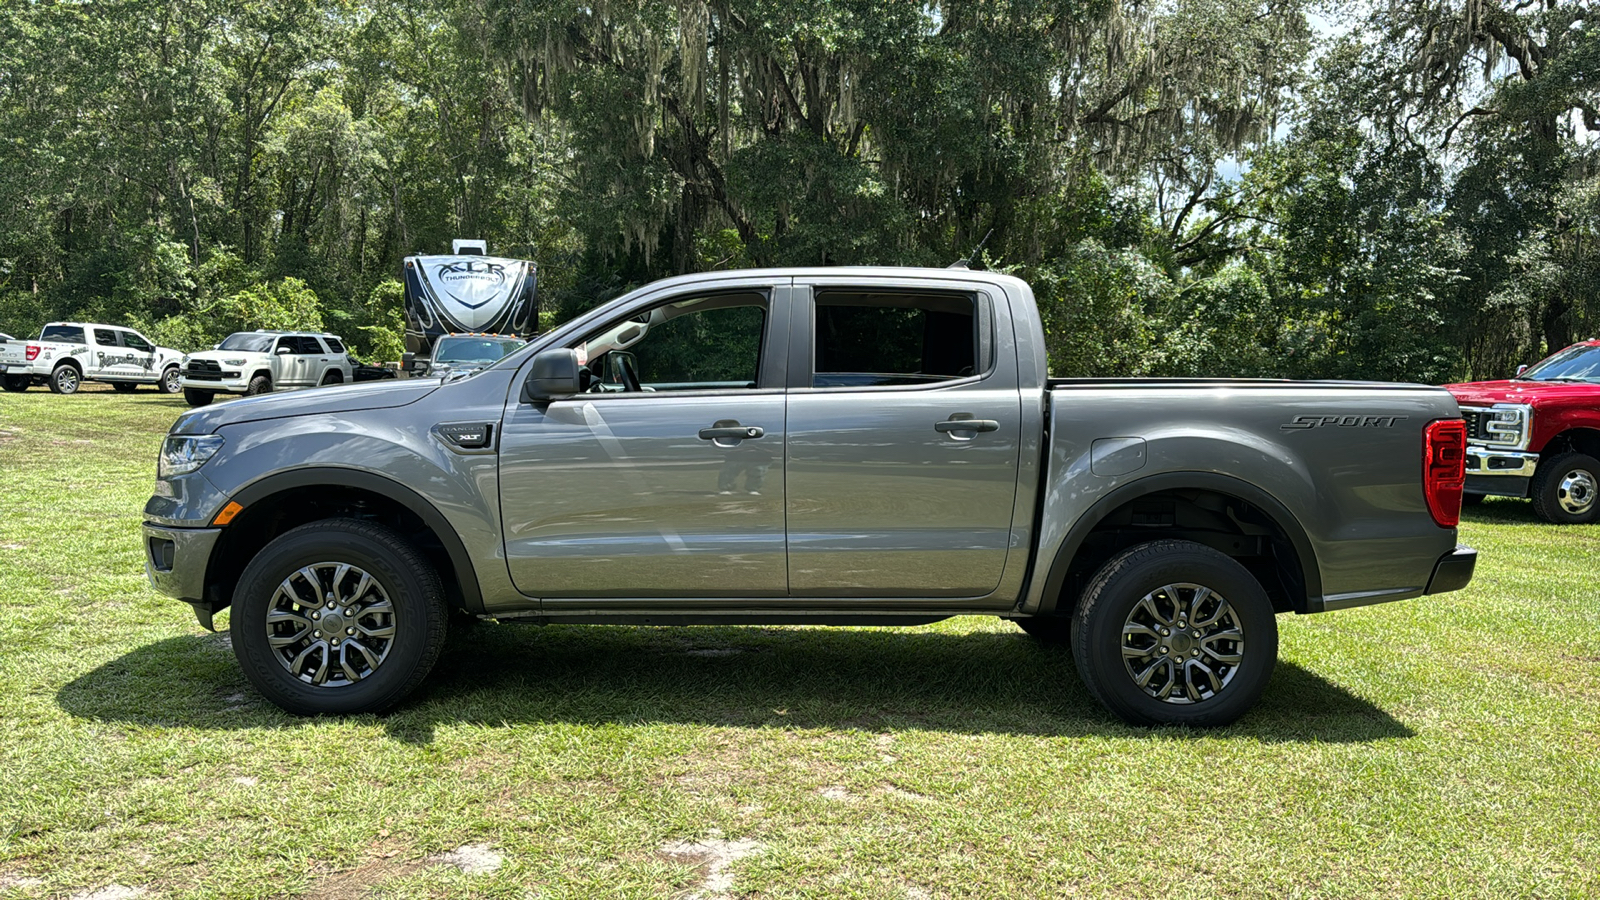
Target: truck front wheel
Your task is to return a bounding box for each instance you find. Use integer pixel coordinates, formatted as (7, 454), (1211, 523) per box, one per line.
(48, 364), (80, 394)
(245, 374), (271, 396)
(160, 366), (182, 394)
(1072, 540), (1277, 727)
(1531, 452), (1600, 524)
(230, 519), (448, 716)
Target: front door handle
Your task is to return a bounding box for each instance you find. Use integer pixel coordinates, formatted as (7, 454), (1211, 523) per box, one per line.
(699, 423), (764, 440)
(935, 417), (999, 434)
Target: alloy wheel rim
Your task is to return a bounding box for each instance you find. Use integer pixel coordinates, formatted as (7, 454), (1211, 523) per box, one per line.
(165, 369), (180, 391)
(1557, 469), (1596, 515)
(265, 562), (397, 688)
(58, 369), (77, 391)
(1120, 582), (1246, 705)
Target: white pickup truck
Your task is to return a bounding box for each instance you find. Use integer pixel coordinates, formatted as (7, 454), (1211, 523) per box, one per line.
(0, 322), (184, 394)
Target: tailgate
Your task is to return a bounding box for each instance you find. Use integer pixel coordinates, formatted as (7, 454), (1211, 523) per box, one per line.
(0, 342), (28, 368)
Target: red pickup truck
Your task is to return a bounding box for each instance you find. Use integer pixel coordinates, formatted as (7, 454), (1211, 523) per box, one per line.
(1446, 339), (1600, 524)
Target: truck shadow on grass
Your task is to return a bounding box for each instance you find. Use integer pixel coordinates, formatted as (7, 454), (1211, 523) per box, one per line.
(59, 623), (1412, 744)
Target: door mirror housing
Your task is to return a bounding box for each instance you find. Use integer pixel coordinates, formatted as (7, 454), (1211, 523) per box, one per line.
(1515, 364), (1529, 376)
(275, 346), (291, 355)
(522, 348), (583, 402)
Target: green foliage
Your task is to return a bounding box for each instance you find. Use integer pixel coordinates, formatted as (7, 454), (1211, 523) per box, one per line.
(0, 0), (1596, 383)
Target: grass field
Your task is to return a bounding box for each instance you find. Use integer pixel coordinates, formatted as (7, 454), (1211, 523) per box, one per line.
(1, 386), (1597, 899)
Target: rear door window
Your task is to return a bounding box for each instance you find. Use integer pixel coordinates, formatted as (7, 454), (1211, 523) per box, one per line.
(93, 328), (118, 345)
(323, 337), (345, 353)
(811, 290), (982, 388)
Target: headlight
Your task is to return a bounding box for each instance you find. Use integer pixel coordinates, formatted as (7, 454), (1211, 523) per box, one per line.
(181, 354), (190, 364)
(1485, 405), (1531, 447)
(222, 358), (247, 366)
(159, 435), (225, 477)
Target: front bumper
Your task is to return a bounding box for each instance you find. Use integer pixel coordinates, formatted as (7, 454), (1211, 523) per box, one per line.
(1464, 446), (1538, 497)
(180, 375), (251, 394)
(142, 522), (222, 604)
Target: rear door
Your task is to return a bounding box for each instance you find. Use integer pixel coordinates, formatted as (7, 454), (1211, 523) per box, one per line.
(784, 277), (1024, 602)
(89, 327), (122, 378)
(500, 278), (791, 603)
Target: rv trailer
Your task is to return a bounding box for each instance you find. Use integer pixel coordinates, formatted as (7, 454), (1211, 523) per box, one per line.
(401, 239), (537, 373)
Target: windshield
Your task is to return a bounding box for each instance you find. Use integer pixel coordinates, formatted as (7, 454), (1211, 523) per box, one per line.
(218, 333), (276, 353)
(1518, 343), (1600, 383)
(434, 337), (524, 364)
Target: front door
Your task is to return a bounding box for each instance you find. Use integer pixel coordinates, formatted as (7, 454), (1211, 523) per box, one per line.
(500, 281), (790, 601)
(117, 331), (159, 381)
(784, 279), (1024, 600)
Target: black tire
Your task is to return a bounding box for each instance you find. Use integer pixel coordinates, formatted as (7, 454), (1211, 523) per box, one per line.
(1014, 616), (1073, 645)
(320, 370), (343, 386)
(2, 375), (29, 392)
(183, 387), (215, 407)
(1530, 452), (1600, 525)
(112, 382), (137, 393)
(244, 374), (271, 396)
(1071, 539), (1277, 727)
(230, 518), (448, 716)
(48, 364), (80, 394)
(159, 365), (182, 394)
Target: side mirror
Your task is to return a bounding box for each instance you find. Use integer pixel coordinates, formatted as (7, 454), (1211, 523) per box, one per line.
(521, 348), (583, 402)
(1515, 364), (1529, 376)
(275, 347), (291, 355)
(402, 352), (416, 372)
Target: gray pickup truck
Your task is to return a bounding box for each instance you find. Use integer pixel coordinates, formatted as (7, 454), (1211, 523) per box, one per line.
(143, 267), (1475, 726)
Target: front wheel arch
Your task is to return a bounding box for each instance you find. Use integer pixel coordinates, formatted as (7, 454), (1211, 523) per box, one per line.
(204, 469), (484, 617)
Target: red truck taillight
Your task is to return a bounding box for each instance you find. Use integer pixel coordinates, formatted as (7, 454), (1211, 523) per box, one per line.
(24, 344), (39, 361)
(1424, 419), (1467, 528)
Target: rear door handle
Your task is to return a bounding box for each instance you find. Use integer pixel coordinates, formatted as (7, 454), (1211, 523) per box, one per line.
(935, 417), (999, 434)
(699, 423), (764, 440)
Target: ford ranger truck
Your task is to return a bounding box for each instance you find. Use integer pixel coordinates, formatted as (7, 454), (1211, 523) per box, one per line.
(142, 267), (1476, 727)
(1446, 340), (1600, 524)
(1, 322), (184, 394)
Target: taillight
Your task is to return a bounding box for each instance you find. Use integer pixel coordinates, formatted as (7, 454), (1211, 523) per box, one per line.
(1424, 419), (1467, 528)
(24, 344), (39, 361)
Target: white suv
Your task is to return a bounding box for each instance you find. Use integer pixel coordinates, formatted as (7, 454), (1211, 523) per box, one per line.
(180, 331), (354, 407)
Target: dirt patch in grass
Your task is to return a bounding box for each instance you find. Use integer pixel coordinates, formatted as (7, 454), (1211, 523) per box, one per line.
(659, 836), (762, 899)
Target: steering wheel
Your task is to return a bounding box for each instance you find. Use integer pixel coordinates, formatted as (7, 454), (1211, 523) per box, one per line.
(616, 354), (642, 393)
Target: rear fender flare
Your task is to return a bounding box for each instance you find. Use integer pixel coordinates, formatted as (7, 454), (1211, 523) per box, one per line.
(1033, 471), (1322, 616)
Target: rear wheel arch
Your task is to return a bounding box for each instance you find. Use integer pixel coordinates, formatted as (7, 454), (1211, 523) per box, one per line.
(203, 469), (484, 619)
(1033, 472), (1320, 620)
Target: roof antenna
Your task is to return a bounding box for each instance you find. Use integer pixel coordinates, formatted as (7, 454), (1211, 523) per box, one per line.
(948, 228), (994, 270)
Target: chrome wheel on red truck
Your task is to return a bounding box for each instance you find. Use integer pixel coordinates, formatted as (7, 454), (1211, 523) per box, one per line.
(1072, 540), (1277, 727)
(1531, 452), (1600, 524)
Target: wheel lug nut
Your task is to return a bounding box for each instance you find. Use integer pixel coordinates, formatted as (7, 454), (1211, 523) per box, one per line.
(344, 608), (353, 617)
(1191, 649), (1200, 657)
(312, 612), (320, 619)
(327, 601), (336, 609)
(1193, 630), (1202, 638)
(1159, 646), (1169, 654)
(346, 628), (355, 635)
(1160, 628), (1169, 636)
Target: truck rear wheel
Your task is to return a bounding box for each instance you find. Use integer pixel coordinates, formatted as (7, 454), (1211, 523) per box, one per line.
(230, 519), (448, 716)
(183, 388), (214, 407)
(2, 375), (27, 392)
(1072, 540), (1276, 727)
(1531, 452), (1600, 524)
(48, 364), (80, 394)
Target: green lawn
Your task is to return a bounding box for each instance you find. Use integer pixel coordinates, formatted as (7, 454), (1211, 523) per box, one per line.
(0, 387), (1596, 899)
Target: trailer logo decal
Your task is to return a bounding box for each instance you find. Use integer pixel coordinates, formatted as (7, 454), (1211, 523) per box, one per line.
(1282, 414), (1408, 431)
